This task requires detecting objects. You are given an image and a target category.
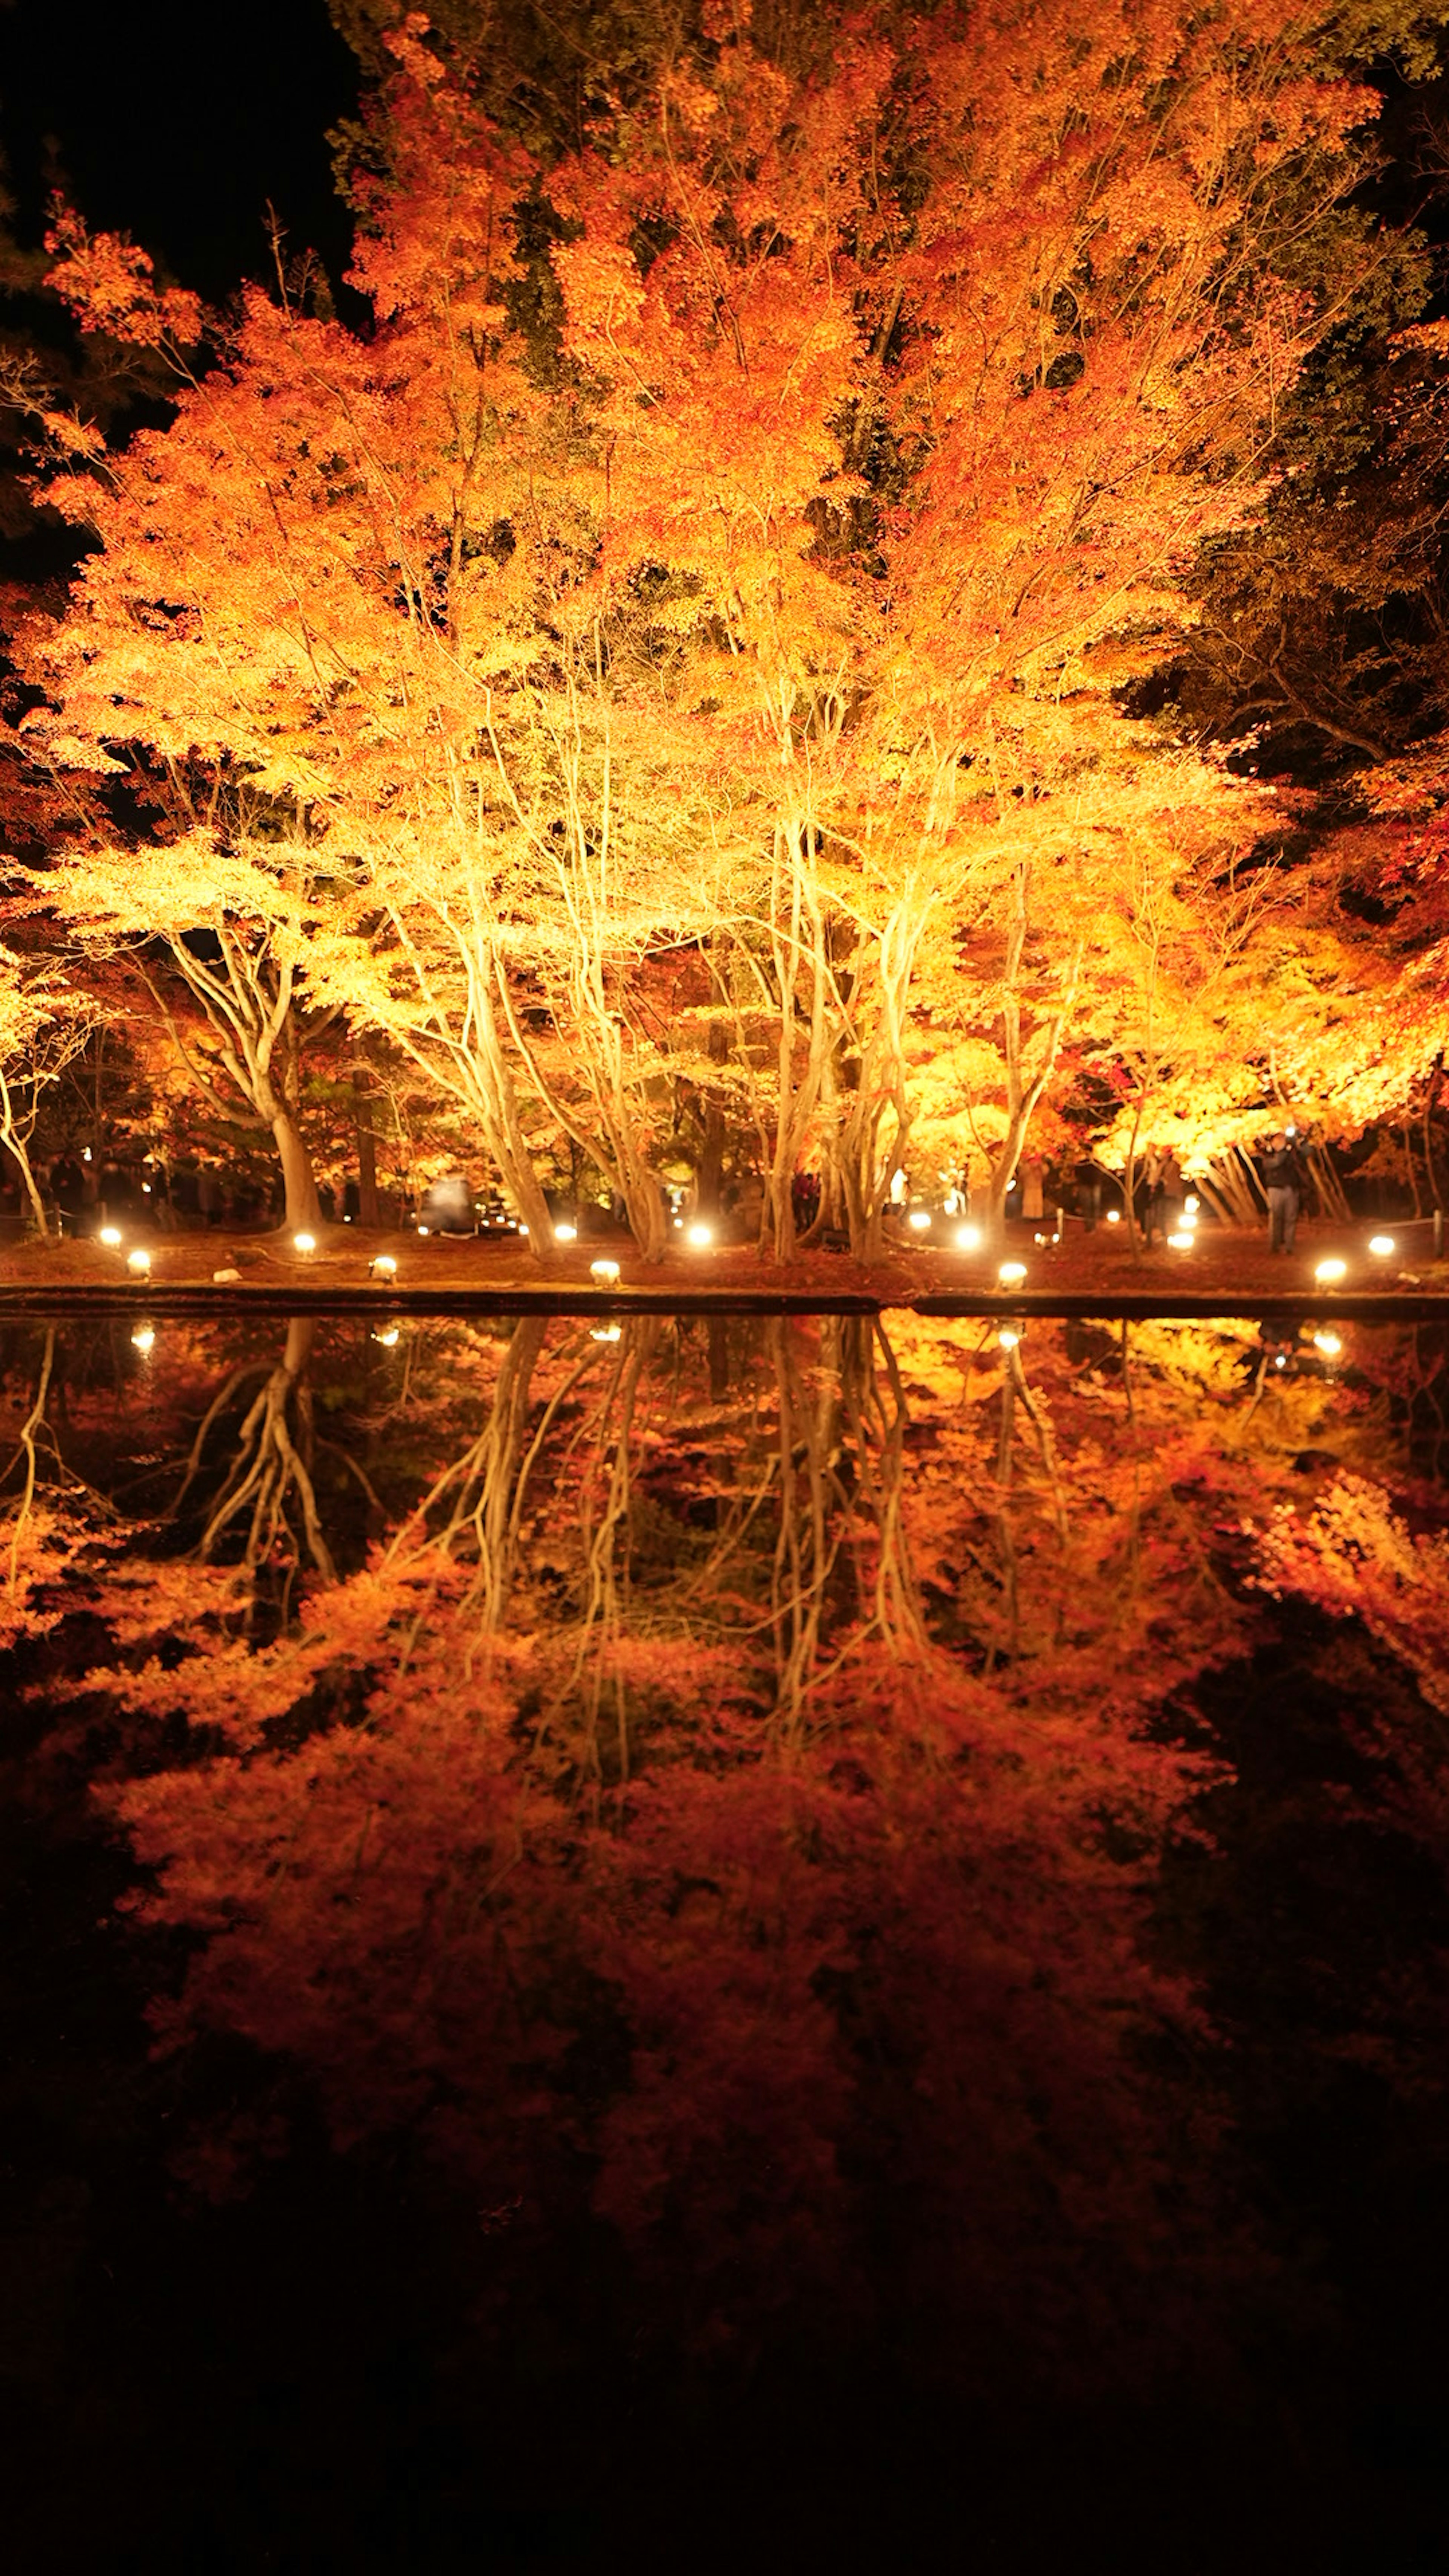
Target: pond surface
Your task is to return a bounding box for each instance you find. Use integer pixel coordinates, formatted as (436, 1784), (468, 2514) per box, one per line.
(3, 1307), (1449, 2571)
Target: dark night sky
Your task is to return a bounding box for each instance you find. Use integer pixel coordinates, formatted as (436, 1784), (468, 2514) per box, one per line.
(0, 0), (358, 300)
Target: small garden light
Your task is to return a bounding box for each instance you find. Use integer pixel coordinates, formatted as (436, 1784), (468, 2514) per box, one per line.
(954, 1224), (982, 1252)
(907, 1209), (931, 1233)
(369, 1253), (397, 1281)
(1314, 1256), (1347, 1286)
(590, 1258), (621, 1285)
(131, 1324), (155, 1355)
(293, 1231), (317, 1255)
(417, 1224), (430, 1237)
(998, 1259), (1027, 1287)
(1184, 1193), (1200, 1216)
(1368, 1233), (1396, 1258)
(100, 1225), (123, 1249)
(554, 1221), (577, 1243)
(1167, 1230), (1195, 1251)
(686, 1222), (714, 1249)
(126, 1248), (151, 1278)
(1105, 1209), (1121, 1225)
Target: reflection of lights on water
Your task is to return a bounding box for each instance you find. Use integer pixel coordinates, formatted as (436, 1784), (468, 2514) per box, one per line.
(554, 1221), (577, 1243)
(998, 1326), (1021, 1349)
(591, 1324), (622, 1343)
(293, 1232), (317, 1254)
(590, 1258), (621, 1285)
(369, 1254), (397, 1280)
(126, 1249), (151, 1277)
(1167, 1230), (1195, 1251)
(1368, 1234), (1396, 1257)
(1315, 1257), (1347, 1285)
(954, 1224), (982, 1252)
(131, 1324), (155, 1355)
(908, 1210), (931, 1233)
(998, 1260), (1027, 1286)
(100, 1225), (122, 1248)
(1314, 1330), (1343, 1358)
(686, 1222), (714, 1249)
(372, 1326), (400, 1349)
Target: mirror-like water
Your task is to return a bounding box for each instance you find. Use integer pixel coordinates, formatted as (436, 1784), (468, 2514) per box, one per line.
(4, 1307), (1449, 2567)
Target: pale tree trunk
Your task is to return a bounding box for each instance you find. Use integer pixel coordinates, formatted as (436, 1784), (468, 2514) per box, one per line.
(986, 867), (1082, 1217)
(271, 1109), (322, 1232)
(762, 817), (834, 1263)
(833, 896), (926, 1262)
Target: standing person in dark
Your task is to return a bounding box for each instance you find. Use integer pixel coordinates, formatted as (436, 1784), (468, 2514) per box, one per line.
(1259, 1130), (1307, 1254)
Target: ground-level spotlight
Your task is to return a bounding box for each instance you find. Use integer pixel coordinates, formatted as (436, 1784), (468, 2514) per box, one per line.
(372, 1326), (400, 1349)
(954, 1224), (983, 1252)
(590, 1258), (621, 1285)
(1105, 1209), (1121, 1226)
(417, 1224), (431, 1238)
(1167, 1230), (1195, 1251)
(130, 1324), (155, 1355)
(1313, 1329), (1343, 1358)
(908, 1209), (931, 1233)
(591, 1323), (622, 1344)
(686, 1222), (714, 1249)
(100, 1225), (123, 1249)
(1368, 1234), (1396, 1258)
(554, 1221), (578, 1243)
(126, 1248), (151, 1278)
(998, 1259), (1027, 1287)
(1314, 1256), (1347, 1286)
(369, 1253), (397, 1281)
(293, 1231), (317, 1255)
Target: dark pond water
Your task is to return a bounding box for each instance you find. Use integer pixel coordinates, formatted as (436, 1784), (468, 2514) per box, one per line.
(3, 1306), (1449, 2572)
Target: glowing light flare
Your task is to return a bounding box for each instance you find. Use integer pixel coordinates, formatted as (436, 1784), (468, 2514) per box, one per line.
(1368, 1234), (1396, 1257)
(99, 1226), (122, 1249)
(1314, 1330), (1343, 1358)
(373, 1326), (400, 1349)
(1105, 1209), (1121, 1226)
(1314, 1257), (1347, 1286)
(554, 1221), (577, 1243)
(590, 1258), (621, 1285)
(591, 1324), (622, 1343)
(997, 1325), (1022, 1350)
(126, 1249), (151, 1277)
(998, 1260), (1027, 1287)
(954, 1224), (982, 1252)
(1167, 1230), (1195, 1251)
(292, 1232), (317, 1255)
(685, 1223), (714, 1249)
(130, 1324), (155, 1355)
(369, 1254), (397, 1280)
(907, 1210), (931, 1233)
(1184, 1194), (1200, 1215)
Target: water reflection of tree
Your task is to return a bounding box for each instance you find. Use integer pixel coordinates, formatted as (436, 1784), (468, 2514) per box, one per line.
(21, 1307), (1449, 2396)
